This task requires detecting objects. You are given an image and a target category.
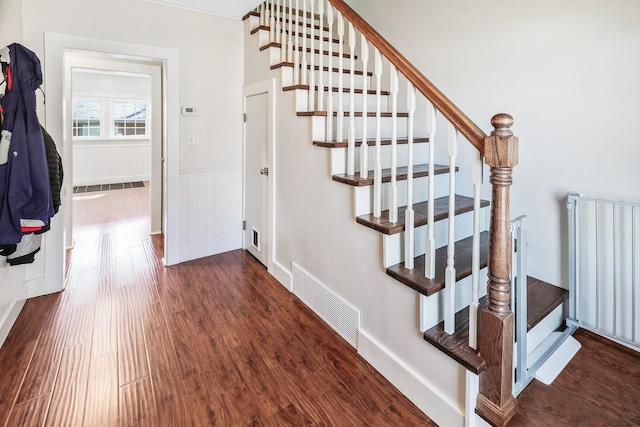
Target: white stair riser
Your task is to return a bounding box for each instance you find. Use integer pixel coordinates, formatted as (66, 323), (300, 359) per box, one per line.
(419, 268), (489, 332)
(330, 143), (430, 175)
(264, 44), (358, 70)
(353, 173), (452, 217)
(310, 115), (410, 141)
(382, 207), (490, 267)
(290, 88), (385, 112)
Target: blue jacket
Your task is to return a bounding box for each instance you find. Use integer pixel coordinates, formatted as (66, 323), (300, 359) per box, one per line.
(0, 44), (54, 245)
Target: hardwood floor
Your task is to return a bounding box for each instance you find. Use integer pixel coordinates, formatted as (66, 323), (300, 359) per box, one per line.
(510, 328), (640, 426)
(0, 186), (436, 426)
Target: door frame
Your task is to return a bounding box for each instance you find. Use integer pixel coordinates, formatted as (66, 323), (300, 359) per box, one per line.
(44, 32), (181, 281)
(243, 79), (290, 288)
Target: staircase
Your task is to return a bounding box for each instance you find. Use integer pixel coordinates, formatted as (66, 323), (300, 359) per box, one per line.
(243, 2), (570, 426)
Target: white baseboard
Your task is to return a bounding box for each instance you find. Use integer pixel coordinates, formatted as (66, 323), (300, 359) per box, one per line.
(73, 175), (150, 186)
(179, 237), (242, 263)
(357, 329), (464, 427)
(0, 298), (26, 349)
(269, 259), (292, 291)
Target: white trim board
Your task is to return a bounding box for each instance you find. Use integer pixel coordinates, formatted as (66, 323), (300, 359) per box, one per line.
(358, 329), (465, 427)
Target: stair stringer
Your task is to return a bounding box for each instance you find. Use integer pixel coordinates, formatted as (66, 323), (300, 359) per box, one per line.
(244, 16), (469, 427)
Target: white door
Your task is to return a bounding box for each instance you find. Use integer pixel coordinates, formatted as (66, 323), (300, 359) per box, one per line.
(244, 92), (269, 266)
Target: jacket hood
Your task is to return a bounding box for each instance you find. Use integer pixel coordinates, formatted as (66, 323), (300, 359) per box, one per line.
(4, 43), (43, 92)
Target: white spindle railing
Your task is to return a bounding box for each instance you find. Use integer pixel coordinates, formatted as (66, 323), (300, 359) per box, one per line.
(326, 3), (334, 140)
(347, 22), (356, 176)
(425, 102), (437, 279)
(269, 0), (276, 43)
(293, 0), (300, 85)
(317, 0), (325, 111)
(253, 0), (494, 342)
(301, 0), (308, 85)
(275, 0), (282, 46)
(373, 49), (383, 218)
(444, 125), (458, 334)
(259, 2), (265, 26)
(469, 150), (483, 348)
(359, 35), (369, 179)
(308, 0), (316, 111)
(404, 83), (416, 268)
(336, 13), (344, 143)
(388, 65), (399, 223)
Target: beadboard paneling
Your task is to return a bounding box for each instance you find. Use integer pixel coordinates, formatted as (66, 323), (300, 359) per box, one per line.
(179, 168), (242, 263)
(73, 142), (151, 186)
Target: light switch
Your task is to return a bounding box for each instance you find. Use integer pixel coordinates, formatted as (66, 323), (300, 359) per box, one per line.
(187, 134), (200, 146)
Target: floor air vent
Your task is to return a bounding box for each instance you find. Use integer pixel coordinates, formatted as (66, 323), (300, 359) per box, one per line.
(292, 263), (361, 348)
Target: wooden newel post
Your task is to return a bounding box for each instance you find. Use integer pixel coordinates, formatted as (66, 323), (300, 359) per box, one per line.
(476, 114), (518, 427)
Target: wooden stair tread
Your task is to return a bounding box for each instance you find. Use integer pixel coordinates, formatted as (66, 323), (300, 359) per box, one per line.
(260, 43), (357, 59)
(283, 85), (390, 95)
(271, 63), (373, 77)
(313, 137), (429, 148)
(424, 296), (488, 374)
(298, 111), (410, 118)
(423, 277), (569, 374)
(332, 163), (452, 187)
(357, 195), (490, 235)
(386, 231), (489, 297)
(525, 276), (569, 329)
(251, 26), (341, 45)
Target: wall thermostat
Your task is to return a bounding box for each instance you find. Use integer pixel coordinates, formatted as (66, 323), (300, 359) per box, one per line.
(181, 106), (198, 116)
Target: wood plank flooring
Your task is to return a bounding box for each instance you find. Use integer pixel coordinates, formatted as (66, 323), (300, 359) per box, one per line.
(0, 186), (436, 426)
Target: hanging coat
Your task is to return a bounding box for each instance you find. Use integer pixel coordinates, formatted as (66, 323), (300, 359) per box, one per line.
(0, 43), (53, 245)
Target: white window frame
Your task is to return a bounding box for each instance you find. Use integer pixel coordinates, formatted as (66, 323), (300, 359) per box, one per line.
(71, 98), (105, 140)
(71, 97), (150, 142)
(111, 100), (150, 139)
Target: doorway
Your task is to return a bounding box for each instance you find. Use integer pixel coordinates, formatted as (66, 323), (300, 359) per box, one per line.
(244, 91), (269, 266)
(243, 79), (275, 271)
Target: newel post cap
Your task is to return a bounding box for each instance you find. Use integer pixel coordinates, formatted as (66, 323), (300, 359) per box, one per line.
(485, 113), (519, 168)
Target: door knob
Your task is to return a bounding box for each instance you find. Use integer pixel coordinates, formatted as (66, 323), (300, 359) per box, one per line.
(260, 167), (269, 176)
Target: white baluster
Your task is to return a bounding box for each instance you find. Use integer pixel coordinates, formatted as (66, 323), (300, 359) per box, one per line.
(425, 102), (437, 278)
(275, 0), (282, 47)
(444, 124), (458, 335)
(404, 83), (416, 269)
(308, 0), (316, 111)
(293, 0), (300, 85)
(301, 0), (308, 85)
(359, 35), (370, 180)
(347, 22), (356, 176)
(336, 13), (345, 143)
(259, 2), (265, 26)
(287, 0), (294, 63)
(326, 3), (335, 140)
(389, 65), (399, 223)
(469, 150), (483, 349)
(317, 0), (325, 111)
(281, 0), (288, 62)
(269, 0), (276, 43)
(373, 49), (383, 218)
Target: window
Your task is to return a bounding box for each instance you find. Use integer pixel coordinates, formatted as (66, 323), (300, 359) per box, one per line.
(113, 102), (147, 137)
(72, 100), (102, 137)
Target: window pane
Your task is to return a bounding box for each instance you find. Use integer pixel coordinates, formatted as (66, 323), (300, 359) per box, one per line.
(72, 100), (101, 137)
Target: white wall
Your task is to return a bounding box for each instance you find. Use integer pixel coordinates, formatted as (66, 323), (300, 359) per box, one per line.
(17, 0), (244, 265)
(0, 0), (246, 344)
(345, 0), (640, 288)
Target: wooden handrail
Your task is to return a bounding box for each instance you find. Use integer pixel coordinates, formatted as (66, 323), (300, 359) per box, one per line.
(327, 0), (487, 153)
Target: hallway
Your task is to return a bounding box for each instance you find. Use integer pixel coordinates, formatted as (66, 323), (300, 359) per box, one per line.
(0, 186), (435, 426)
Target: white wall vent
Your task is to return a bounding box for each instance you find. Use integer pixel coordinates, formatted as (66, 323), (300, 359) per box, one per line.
(292, 263), (361, 348)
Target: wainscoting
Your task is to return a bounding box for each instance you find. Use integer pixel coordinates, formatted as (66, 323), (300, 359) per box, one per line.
(73, 142), (151, 186)
(179, 168), (243, 263)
